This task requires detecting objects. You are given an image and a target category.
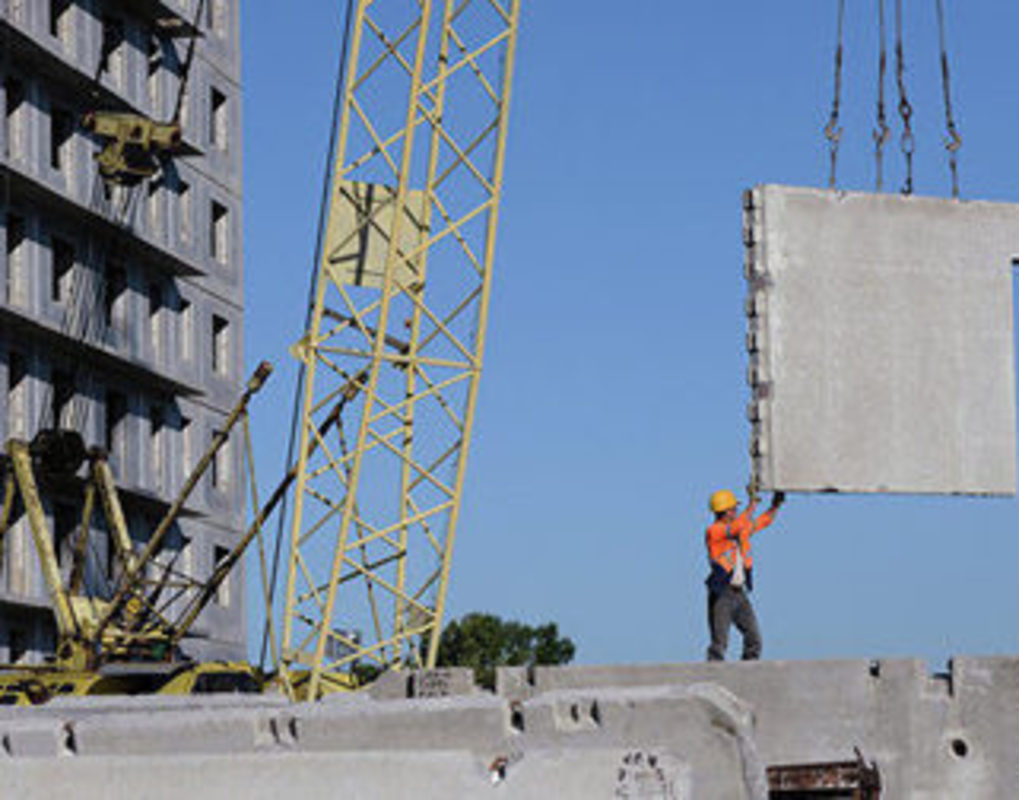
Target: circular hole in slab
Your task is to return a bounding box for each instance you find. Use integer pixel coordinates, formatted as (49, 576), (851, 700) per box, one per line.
(951, 738), (969, 758)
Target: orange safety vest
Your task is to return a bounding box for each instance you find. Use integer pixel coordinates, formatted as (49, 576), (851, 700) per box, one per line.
(705, 507), (774, 573)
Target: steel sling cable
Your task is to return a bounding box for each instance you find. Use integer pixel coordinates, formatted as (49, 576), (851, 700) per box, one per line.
(873, 0), (891, 191)
(894, 0), (915, 195)
(171, 0), (207, 125)
(258, 0), (356, 671)
(934, 0), (962, 197)
(823, 0), (846, 189)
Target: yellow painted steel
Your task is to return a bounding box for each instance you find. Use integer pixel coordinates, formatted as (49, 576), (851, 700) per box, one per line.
(7, 440), (79, 647)
(280, 0), (520, 697)
(92, 457), (138, 574)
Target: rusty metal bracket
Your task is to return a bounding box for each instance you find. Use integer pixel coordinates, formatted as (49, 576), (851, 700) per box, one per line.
(767, 747), (881, 798)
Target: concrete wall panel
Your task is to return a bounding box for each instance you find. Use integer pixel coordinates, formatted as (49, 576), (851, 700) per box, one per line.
(745, 185), (1019, 494)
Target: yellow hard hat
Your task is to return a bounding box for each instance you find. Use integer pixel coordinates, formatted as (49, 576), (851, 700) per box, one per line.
(709, 489), (738, 514)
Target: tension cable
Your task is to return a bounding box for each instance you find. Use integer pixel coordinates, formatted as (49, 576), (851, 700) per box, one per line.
(823, 0), (846, 188)
(872, 0), (891, 191)
(935, 0), (962, 197)
(894, 0), (915, 195)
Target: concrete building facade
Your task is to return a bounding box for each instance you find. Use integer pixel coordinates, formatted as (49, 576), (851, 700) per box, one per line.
(0, 0), (245, 662)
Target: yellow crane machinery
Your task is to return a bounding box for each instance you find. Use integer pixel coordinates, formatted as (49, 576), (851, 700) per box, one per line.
(84, 1), (204, 191)
(276, 0), (520, 699)
(0, 0), (521, 703)
(0, 364), (273, 702)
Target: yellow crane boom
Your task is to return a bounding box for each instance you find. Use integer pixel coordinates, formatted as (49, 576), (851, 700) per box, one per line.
(278, 0), (521, 699)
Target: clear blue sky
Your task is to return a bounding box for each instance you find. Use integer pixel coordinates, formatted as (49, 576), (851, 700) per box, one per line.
(240, 2), (1019, 668)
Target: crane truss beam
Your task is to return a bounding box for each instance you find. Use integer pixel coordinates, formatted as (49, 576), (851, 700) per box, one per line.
(281, 0), (520, 698)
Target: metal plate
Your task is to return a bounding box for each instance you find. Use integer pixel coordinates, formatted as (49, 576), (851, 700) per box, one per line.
(745, 185), (1018, 495)
(323, 180), (425, 290)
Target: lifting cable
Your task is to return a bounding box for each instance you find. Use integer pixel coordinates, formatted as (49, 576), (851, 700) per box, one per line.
(823, 0), (845, 189)
(894, 0), (915, 195)
(172, 0), (206, 125)
(872, 0), (891, 191)
(258, 0), (357, 671)
(934, 0), (962, 197)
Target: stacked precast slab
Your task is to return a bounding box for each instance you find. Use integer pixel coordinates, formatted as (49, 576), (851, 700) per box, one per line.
(0, 657), (1016, 797)
(744, 184), (1019, 495)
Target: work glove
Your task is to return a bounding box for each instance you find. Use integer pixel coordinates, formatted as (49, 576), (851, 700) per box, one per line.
(770, 490), (786, 509)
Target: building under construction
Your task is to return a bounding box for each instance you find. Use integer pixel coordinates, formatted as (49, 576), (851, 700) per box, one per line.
(0, 0), (244, 663)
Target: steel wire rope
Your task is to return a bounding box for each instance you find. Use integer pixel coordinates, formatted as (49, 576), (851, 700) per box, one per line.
(934, 0), (961, 197)
(259, 0), (357, 670)
(873, 0), (891, 190)
(171, 0), (207, 125)
(823, 0), (846, 189)
(894, 0), (915, 195)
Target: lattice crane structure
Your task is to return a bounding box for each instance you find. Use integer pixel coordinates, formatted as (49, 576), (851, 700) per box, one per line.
(279, 0), (520, 698)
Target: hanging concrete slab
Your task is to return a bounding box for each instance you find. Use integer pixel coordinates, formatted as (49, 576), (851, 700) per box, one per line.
(744, 185), (1019, 495)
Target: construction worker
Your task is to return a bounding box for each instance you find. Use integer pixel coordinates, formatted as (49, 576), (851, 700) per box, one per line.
(705, 488), (785, 661)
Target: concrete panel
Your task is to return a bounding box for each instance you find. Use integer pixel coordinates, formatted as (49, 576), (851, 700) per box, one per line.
(0, 658), (1016, 797)
(745, 185), (1019, 494)
(524, 657), (1019, 798)
(0, 749), (703, 800)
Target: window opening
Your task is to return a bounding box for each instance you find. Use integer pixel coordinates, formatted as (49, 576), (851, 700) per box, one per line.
(50, 108), (73, 171)
(103, 262), (127, 333)
(180, 415), (192, 479)
(150, 404), (165, 488)
(104, 390), (127, 466)
(210, 88), (227, 149)
(5, 214), (25, 306)
(51, 237), (74, 303)
(49, 0), (71, 39)
(51, 369), (74, 430)
(178, 297), (193, 360)
(53, 503), (76, 567)
(177, 180), (191, 244)
(210, 201), (228, 263)
(213, 545), (229, 605)
(148, 33), (164, 114)
(148, 281), (163, 357)
(3, 78), (24, 159)
(7, 351), (27, 439)
(99, 16), (126, 81)
(212, 314), (228, 375)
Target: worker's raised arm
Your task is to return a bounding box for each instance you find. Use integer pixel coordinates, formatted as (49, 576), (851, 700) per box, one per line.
(751, 492), (785, 533)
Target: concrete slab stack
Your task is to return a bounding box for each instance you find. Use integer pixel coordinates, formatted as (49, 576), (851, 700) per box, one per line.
(0, 657), (1015, 797)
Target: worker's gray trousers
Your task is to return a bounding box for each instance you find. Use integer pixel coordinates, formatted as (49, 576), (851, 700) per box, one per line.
(706, 585), (762, 661)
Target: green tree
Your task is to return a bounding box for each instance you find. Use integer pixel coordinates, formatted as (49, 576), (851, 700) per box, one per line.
(435, 612), (576, 689)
